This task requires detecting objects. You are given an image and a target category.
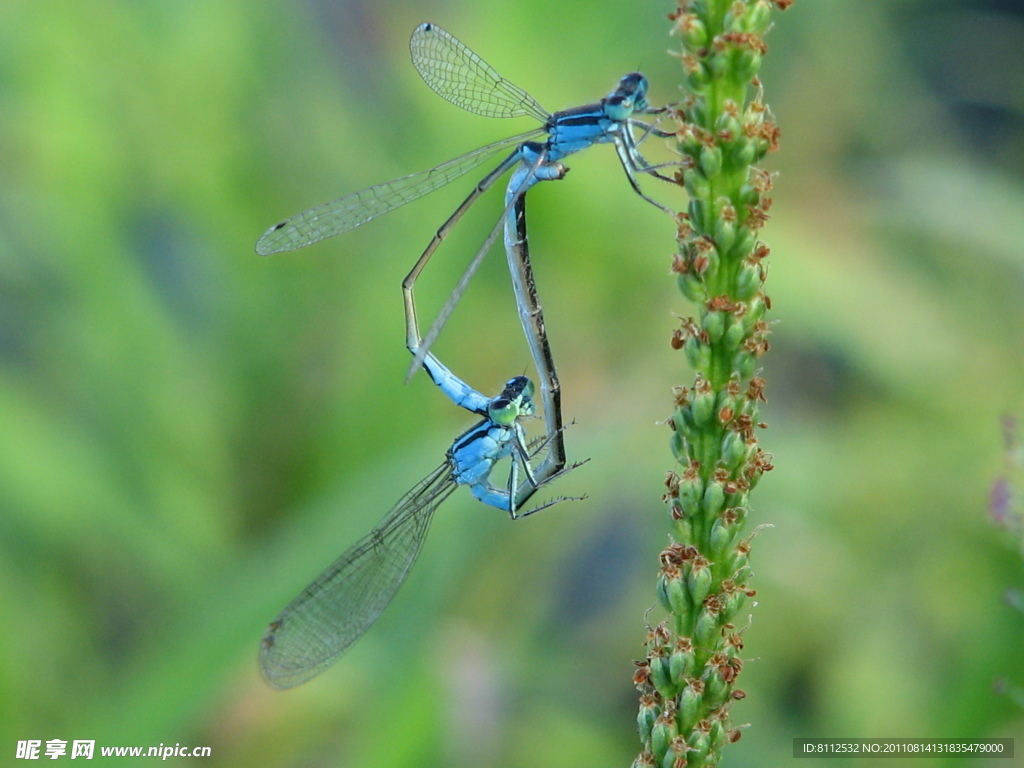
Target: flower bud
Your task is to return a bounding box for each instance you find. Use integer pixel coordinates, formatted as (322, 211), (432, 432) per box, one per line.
(677, 271), (708, 302)
(748, 1), (773, 34)
(725, 485), (749, 511)
(637, 695), (658, 744)
(732, 348), (757, 379)
(686, 728), (711, 766)
(708, 50), (729, 79)
(750, 138), (770, 165)
(656, 571), (674, 613)
(702, 309), (726, 344)
(732, 137), (757, 167)
(725, 538), (752, 576)
(713, 216), (736, 257)
(680, 16), (708, 50)
(669, 429), (687, 462)
(662, 737), (689, 768)
(721, 429), (747, 471)
(723, 4), (745, 33)
(699, 144), (723, 179)
(708, 718), (726, 752)
(736, 182), (760, 208)
(715, 106), (742, 137)
(715, 394), (738, 425)
(675, 120), (701, 152)
(709, 511), (738, 558)
(721, 584), (752, 618)
(747, 464), (766, 490)
(688, 99), (708, 129)
(678, 469), (703, 517)
(733, 49), (762, 84)
(693, 604), (721, 648)
(684, 335), (712, 370)
(687, 199), (705, 230)
(676, 400), (698, 429)
(722, 316), (746, 352)
(667, 568), (691, 621)
(747, 293), (768, 324)
(649, 711), (675, 758)
(674, 516), (693, 543)
(691, 384), (716, 428)
(682, 167), (711, 199)
(678, 679), (704, 728)
(702, 665), (729, 709)
(686, 60), (709, 91)
(650, 653), (677, 700)
(701, 479), (726, 518)
(700, 239), (722, 279)
(735, 262), (762, 299)
(686, 557), (713, 607)
(669, 639), (695, 681)
(732, 226), (757, 260)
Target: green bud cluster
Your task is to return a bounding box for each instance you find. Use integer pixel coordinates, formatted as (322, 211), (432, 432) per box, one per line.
(635, 1), (790, 766)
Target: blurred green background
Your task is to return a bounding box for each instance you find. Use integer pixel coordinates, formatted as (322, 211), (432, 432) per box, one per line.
(3, 0), (1024, 765)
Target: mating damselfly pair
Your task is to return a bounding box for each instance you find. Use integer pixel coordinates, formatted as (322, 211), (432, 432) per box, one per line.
(256, 22), (676, 689)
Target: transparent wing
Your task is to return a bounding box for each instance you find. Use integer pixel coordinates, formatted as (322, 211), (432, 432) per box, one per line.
(256, 129), (541, 255)
(410, 23), (550, 122)
(259, 463), (457, 689)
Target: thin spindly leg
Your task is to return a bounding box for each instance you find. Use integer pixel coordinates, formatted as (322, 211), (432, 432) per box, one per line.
(505, 442), (521, 517)
(630, 109), (679, 141)
(612, 131), (683, 217)
(511, 422), (588, 518)
(622, 116), (685, 185)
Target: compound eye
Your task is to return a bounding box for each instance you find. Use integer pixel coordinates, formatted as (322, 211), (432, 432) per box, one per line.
(520, 378), (535, 401)
(488, 396), (519, 425)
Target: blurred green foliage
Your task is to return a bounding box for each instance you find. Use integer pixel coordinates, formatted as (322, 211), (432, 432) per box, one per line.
(2, 0), (1023, 766)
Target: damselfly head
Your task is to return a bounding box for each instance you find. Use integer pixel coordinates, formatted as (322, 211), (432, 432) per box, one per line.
(613, 72), (650, 111)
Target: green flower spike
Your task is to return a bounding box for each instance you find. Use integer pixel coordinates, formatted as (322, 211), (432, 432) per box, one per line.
(632, 1), (791, 766)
